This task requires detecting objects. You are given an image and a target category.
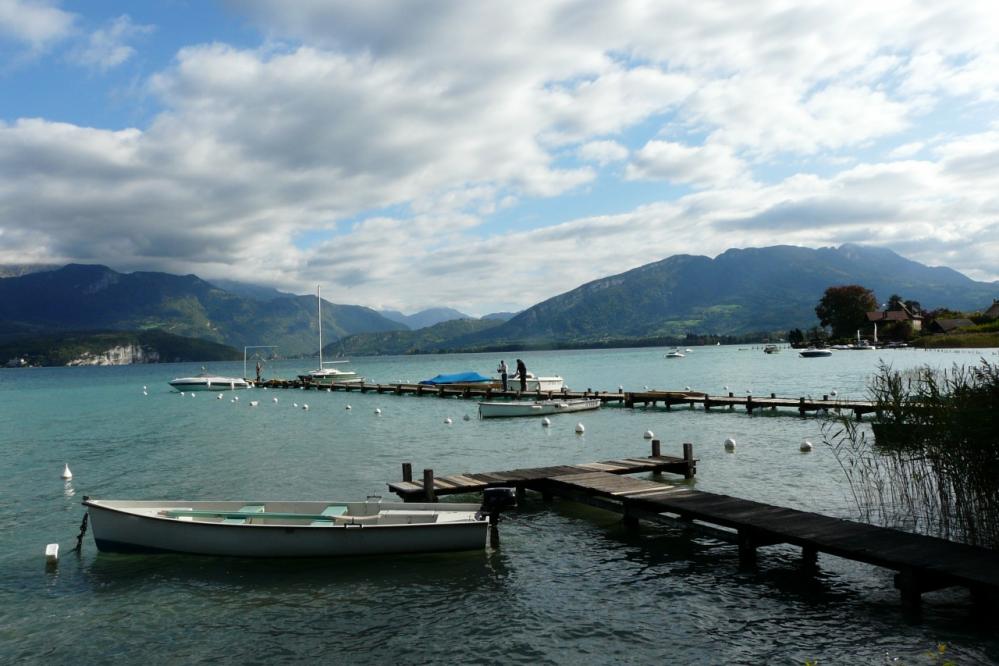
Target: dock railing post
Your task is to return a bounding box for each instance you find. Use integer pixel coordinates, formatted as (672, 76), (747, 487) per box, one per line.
(651, 438), (661, 457)
(423, 469), (436, 502)
(683, 443), (694, 479)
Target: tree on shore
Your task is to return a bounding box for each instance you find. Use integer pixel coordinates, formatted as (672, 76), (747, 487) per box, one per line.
(815, 285), (878, 339)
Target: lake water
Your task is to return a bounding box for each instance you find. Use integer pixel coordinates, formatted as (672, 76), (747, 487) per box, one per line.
(2, 345), (998, 664)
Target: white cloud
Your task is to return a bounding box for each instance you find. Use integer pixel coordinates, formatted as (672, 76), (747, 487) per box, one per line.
(626, 141), (749, 188)
(0, 0), (74, 51)
(578, 140), (628, 165)
(74, 15), (153, 71)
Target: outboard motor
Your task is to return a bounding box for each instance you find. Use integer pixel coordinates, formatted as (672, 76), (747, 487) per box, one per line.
(479, 487), (517, 525)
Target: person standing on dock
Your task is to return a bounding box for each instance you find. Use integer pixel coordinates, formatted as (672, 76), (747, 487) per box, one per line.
(515, 358), (527, 392)
(255, 361), (262, 383)
(497, 359), (509, 391)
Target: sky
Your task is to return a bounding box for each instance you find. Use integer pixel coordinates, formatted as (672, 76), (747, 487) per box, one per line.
(1, 0), (998, 315)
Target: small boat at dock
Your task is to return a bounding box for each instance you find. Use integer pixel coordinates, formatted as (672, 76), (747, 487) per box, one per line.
(478, 398), (601, 418)
(83, 497), (499, 557)
(763, 344), (780, 354)
(510, 372), (564, 392)
(300, 285), (364, 385)
(169, 371), (250, 391)
(664, 348), (685, 358)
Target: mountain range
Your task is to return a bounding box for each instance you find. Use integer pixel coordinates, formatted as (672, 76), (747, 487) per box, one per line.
(0, 264), (404, 356)
(1, 244), (996, 361)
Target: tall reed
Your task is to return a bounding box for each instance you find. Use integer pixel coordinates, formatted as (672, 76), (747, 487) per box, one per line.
(823, 359), (999, 548)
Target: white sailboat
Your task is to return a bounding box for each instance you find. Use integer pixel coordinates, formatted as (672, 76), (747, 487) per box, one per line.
(298, 285), (363, 385)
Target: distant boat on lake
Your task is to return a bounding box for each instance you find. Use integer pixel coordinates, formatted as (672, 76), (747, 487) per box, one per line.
(799, 348), (833, 358)
(478, 398), (600, 418)
(169, 369), (250, 391)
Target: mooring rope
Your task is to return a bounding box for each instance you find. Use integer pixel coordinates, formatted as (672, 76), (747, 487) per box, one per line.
(72, 513), (88, 553)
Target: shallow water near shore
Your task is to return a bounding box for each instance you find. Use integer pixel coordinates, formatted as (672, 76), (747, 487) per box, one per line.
(2, 345), (998, 664)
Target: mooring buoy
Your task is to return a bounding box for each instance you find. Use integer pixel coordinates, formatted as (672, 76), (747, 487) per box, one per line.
(724, 438), (736, 452)
(61, 464), (72, 480)
(542, 417), (551, 427)
(575, 423), (585, 434)
(643, 430), (654, 439)
(375, 408), (382, 415)
(346, 404), (352, 410)
(800, 439), (813, 452)
(445, 417), (452, 424)
(45, 543), (59, 565)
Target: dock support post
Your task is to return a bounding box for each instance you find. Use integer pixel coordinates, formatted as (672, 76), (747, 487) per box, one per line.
(683, 443), (694, 479)
(516, 486), (526, 502)
(801, 545), (818, 570)
(737, 529), (757, 568)
(896, 568), (922, 618)
(746, 395), (753, 414)
(402, 463), (412, 483)
(651, 439), (661, 457)
(423, 469), (436, 502)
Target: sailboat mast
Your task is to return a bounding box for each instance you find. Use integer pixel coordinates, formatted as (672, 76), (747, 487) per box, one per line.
(317, 285), (323, 371)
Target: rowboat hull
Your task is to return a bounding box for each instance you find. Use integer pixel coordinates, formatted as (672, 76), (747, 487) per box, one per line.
(478, 398), (601, 418)
(84, 499), (488, 557)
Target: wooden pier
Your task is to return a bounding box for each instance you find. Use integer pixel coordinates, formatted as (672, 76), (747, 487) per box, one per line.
(387, 441), (999, 613)
(256, 379), (877, 418)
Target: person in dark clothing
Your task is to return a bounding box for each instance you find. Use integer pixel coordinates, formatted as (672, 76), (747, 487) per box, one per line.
(497, 359), (509, 391)
(515, 358), (527, 392)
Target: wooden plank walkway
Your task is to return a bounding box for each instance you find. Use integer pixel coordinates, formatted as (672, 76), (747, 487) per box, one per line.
(386, 446), (999, 612)
(256, 379), (877, 418)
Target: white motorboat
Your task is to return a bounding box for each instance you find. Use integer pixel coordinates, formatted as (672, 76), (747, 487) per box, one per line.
(799, 348), (833, 358)
(509, 372), (564, 392)
(478, 398), (600, 418)
(83, 497), (490, 557)
(168, 371), (250, 391)
(763, 344), (780, 354)
(664, 348), (685, 358)
(299, 285), (364, 385)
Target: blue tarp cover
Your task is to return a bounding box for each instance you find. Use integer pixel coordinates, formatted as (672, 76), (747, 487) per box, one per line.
(418, 372), (492, 385)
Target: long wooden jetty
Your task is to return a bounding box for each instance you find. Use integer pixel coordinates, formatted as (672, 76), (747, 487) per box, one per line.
(256, 379), (876, 418)
(387, 441), (999, 613)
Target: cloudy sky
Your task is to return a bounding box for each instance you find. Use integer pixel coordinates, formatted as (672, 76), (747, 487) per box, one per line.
(1, 1), (997, 314)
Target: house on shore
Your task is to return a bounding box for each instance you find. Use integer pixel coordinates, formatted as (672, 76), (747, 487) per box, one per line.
(983, 299), (999, 321)
(866, 303), (923, 335)
(926, 318), (975, 335)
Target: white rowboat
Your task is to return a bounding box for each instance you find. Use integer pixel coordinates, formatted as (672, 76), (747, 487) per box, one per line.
(478, 398), (601, 418)
(83, 498), (489, 557)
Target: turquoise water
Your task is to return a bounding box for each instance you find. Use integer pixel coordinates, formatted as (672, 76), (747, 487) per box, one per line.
(2, 346), (998, 664)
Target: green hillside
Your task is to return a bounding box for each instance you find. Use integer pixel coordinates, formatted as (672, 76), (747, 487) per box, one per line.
(334, 318), (503, 355)
(0, 329), (241, 367)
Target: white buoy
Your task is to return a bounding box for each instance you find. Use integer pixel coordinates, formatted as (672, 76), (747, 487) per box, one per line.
(684, 385), (691, 391)
(723, 385), (729, 391)
(643, 385), (649, 391)
(800, 439), (813, 452)
(643, 430), (654, 439)
(142, 386), (147, 391)
(542, 417), (551, 427)
(273, 397), (279, 403)
(142, 390), (147, 396)
(45, 543), (59, 565)
(375, 408), (382, 415)
(618, 385), (623, 391)
(233, 395), (239, 401)
(230, 398), (235, 403)
(724, 438), (736, 452)
(445, 417), (452, 425)
(303, 404), (309, 410)
(61, 464), (72, 480)
(250, 400), (259, 407)
(180, 391), (186, 396)
(217, 393), (223, 400)
(293, 402), (298, 408)
(575, 422), (585, 434)
(346, 404), (352, 410)
(191, 392), (196, 398)
(463, 414), (471, 421)
(831, 390), (838, 397)
(746, 390), (752, 395)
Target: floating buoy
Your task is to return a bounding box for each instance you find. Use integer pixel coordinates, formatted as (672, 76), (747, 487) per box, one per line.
(191, 393), (196, 398)
(723, 385), (729, 391)
(45, 543), (59, 565)
(575, 422), (585, 434)
(463, 414), (471, 421)
(684, 385), (691, 391)
(230, 398), (235, 403)
(273, 397), (278, 403)
(831, 390), (838, 397)
(724, 438), (736, 452)
(142, 390), (147, 396)
(618, 385), (624, 391)
(233, 395), (239, 401)
(444, 417), (452, 425)
(61, 464), (72, 480)
(643, 430), (654, 439)
(250, 400), (259, 407)
(542, 417), (551, 427)
(643, 385), (649, 391)
(302, 404), (309, 410)
(293, 402), (298, 408)
(326, 388), (331, 393)
(142, 386), (147, 391)
(375, 408), (382, 415)
(346, 404), (352, 410)
(217, 393), (223, 400)
(746, 390), (752, 395)
(180, 391), (186, 396)
(800, 439), (813, 452)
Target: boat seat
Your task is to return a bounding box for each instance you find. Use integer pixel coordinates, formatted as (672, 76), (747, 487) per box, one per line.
(310, 504), (348, 526)
(222, 504), (265, 525)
